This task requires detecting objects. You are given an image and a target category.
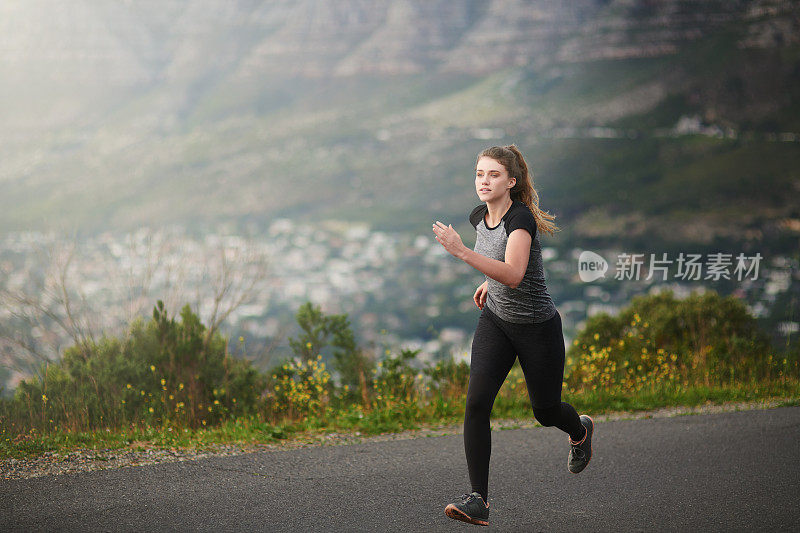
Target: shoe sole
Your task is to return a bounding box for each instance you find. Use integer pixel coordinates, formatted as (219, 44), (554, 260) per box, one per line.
(569, 415), (594, 474)
(445, 504), (489, 526)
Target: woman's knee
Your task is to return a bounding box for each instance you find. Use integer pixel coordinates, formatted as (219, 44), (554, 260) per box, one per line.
(465, 392), (492, 422)
(533, 403), (561, 427)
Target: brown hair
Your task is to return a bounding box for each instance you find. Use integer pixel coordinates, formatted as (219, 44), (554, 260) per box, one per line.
(476, 144), (559, 236)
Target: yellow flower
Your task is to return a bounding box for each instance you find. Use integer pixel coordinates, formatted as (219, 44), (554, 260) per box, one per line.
(169, 394), (174, 400)
(141, 390), (146, 396)
(41, 394), (48, 403)
(148, 407), (154, 413)
(161, 378), (166, 386)
(239, 336), (244, 342)
(214, 400), (220, 405)
(150, 365), (155, 372)
(126, 383), (132, 389)
(179, 383), (184, 391)
(306, 342), (312, 349)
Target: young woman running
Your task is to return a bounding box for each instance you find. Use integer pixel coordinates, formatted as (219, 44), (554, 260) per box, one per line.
(432, 145), (594, 527)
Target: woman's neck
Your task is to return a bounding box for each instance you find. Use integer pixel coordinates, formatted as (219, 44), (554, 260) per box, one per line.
(485, 196), (513, 226)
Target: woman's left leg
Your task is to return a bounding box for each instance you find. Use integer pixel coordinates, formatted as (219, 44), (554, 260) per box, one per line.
(511, 311), (585, 441)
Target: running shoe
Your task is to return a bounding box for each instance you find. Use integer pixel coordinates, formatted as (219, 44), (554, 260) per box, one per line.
(568, 414), (594, 474)
(445, 492), (490, 526)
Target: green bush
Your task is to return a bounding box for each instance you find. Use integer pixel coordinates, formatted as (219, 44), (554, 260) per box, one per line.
(5, 301), (264, 433)
(266, 355), (332, 420)
(371, 349), (421, 409)
(567, 289), (792, 392)
(423, 356), (470, 396)
(288, 302), (374, 396)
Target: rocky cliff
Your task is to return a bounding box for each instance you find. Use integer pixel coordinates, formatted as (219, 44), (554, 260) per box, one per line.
(3, 1), (797, 85)
(0, 0), (797, 234)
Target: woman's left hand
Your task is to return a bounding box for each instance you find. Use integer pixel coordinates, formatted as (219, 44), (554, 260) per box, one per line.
(432, 221), (466, 259)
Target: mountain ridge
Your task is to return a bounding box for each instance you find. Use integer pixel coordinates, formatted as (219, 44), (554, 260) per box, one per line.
(0, 0), (798, 244)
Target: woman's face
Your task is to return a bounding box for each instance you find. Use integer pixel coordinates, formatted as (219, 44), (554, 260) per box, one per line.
(475, 157), (515, 202)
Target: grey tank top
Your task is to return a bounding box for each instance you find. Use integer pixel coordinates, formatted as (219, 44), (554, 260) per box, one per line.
(469, 201), (557, 324)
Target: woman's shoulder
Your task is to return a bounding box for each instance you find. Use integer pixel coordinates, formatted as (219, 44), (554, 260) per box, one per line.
(503, 201), (537, 237)
(469, 204), (487, 228)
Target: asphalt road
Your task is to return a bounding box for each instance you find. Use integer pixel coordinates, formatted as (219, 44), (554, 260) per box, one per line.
(3, 406), (799, 532)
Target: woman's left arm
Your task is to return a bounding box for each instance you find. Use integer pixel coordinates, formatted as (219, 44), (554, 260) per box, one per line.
(433, 221), (530, 289)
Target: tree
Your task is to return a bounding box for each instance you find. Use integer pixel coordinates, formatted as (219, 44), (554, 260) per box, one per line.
(288, 302), (374, 393)
(0, 228), (270, 387)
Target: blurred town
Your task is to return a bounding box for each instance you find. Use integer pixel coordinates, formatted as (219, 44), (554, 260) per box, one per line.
(1, 220), (796, 395)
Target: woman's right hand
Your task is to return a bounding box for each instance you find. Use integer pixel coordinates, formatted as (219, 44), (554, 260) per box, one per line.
(473, 280), (489, 310)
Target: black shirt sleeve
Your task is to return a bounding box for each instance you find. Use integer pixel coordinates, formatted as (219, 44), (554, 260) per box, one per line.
(469, 204), (487, 228)
(504, 204), (537, 238)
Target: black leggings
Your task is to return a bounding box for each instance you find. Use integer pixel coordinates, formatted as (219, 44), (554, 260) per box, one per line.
(464, 305), (585, 501)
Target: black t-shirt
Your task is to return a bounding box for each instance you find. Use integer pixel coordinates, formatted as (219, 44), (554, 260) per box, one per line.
(469, 201), (538, 238)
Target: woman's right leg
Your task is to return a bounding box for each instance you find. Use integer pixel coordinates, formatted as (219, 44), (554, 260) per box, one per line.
(464, 310), (516, 502)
